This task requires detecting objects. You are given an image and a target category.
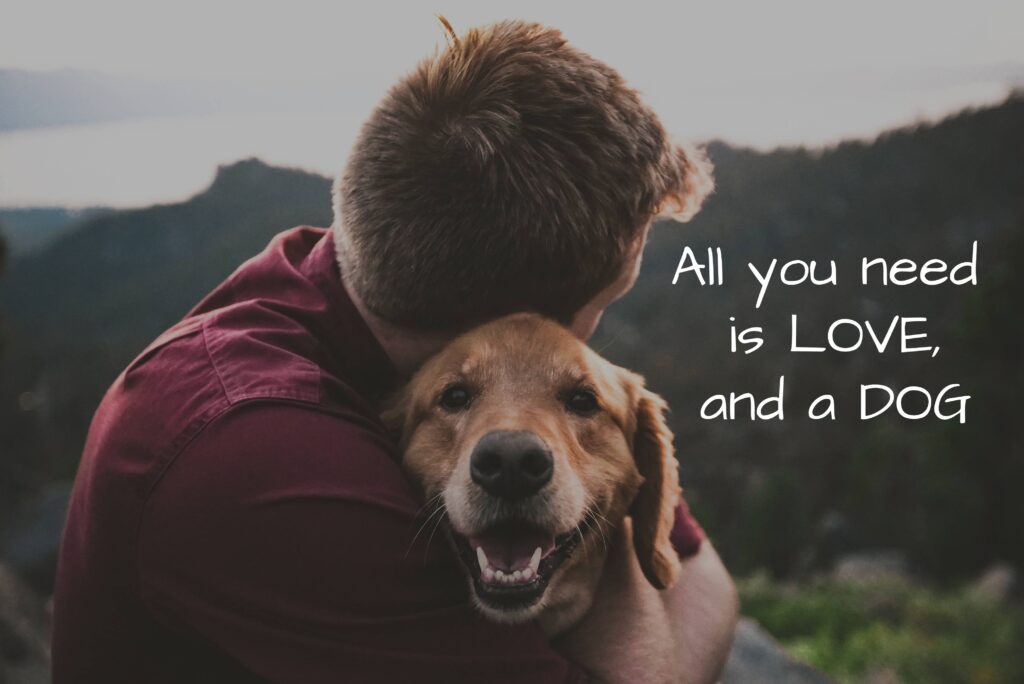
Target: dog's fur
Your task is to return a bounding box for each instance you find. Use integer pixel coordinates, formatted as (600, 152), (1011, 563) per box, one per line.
(385, 313), (682, 635)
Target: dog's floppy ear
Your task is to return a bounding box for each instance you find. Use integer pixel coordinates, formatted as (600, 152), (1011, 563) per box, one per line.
(629, 386), (683, 590)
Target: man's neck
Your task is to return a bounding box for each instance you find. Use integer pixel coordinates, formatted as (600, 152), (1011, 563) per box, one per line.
(343, 277), (455, 380)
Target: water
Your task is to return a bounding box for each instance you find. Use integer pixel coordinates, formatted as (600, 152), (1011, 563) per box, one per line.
(0, 113), (362, 208)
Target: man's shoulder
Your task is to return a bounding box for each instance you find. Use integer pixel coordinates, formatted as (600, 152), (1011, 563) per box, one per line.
(93, 314), (401, 523)
(163, 400), (414, 515)
(199, 300), (323, 406)
(118, 289), (376, 435)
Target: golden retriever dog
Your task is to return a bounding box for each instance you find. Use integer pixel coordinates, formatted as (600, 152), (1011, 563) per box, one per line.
(385, 312), (682, 635)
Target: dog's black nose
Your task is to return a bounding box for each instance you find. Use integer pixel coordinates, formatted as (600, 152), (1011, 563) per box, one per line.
(470, 431), (553, 500)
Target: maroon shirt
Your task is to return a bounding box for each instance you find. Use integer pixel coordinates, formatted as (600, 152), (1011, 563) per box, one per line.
(52, 227), (704, 683)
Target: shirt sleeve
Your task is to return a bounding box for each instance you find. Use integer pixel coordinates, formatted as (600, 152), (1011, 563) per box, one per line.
(137, 402), (586, 684)
(670, 496), (706, 560)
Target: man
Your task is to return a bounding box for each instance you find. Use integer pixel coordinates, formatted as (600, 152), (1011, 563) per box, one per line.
(52, 19), (736, 683)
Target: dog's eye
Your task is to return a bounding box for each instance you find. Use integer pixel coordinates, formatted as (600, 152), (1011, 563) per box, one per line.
(439, 385), (472, 411)
(566, 389), (599, 415)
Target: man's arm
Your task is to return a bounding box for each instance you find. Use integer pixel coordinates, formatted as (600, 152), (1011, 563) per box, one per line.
(137, 403), (585, 683)
(553, 519), (738, 683)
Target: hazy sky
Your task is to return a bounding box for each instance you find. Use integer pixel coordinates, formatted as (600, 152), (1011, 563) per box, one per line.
(5, 1), (1022, 78)
(2, 1), (1022, 206)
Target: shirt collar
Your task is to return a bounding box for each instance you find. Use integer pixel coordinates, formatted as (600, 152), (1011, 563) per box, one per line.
(302, 229), (399, 399)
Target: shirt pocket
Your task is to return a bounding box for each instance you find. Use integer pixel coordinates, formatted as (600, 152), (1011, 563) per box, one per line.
(123, 316), (205, 379)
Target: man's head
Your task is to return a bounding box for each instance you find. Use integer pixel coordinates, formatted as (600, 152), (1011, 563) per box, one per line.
(334, 19), (713, 333)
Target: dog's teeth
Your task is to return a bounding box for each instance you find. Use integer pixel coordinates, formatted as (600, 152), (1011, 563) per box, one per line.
(530, 547), (542, 573)
(512, 570), (522, 582)
(494, 569), (505, 581)
(522, 567), (534, 580)
(476, 546), (490, 573)
(482, 568), (495, 582)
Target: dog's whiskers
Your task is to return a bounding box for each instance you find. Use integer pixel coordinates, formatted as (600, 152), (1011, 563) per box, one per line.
(588, 523), (603, 562)
(574, 521), (590, 563)
(593, 332), (621, 356)
(422, 503), (449, 562)
(581, 509), (610, 555)
(583, 505), (612, 551)
(413, 492), (445, 519)
(405, 497), (447, 560)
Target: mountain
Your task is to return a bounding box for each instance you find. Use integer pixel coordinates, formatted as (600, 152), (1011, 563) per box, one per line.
(1, 98), (1022, 580)
(0, 208), (114, 257)
(2, 158), (331, 341)
(0, 159), (332, 511)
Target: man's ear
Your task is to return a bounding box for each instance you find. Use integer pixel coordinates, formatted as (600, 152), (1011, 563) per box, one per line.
(630, 387), (682, 590)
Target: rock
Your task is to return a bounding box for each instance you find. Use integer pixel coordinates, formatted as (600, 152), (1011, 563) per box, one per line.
(832, 550), (909, 584)
(722, 618), (834, 684)
(795, 510), (856, 576)
(861, 668), (901, 684)
(1, 482), (71, 594)
(969, 562), (1018, 603)
(812, 511), (853, 564)
(0, 562), (49, 684)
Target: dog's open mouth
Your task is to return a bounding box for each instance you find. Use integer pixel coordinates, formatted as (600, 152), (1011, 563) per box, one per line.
(450, 520), (583, 610)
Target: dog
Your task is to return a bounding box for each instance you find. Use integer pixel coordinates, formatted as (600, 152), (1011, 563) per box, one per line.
(384, 312), (683, 636)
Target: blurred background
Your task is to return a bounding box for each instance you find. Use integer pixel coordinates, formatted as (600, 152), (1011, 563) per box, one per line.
(1, 1), (1022, 682)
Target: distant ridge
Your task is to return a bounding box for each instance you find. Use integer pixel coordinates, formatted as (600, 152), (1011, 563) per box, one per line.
(2, 158), (331, 344)
(0, 207), (114, 257)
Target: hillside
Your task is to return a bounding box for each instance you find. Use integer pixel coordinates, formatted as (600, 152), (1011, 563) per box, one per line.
(0, 208), (114, 257)
(0, 159), (332, 510)
(1, 98), (1022, 580)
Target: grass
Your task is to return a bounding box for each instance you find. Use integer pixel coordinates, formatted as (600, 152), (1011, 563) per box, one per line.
(737, 573), (1024, 684)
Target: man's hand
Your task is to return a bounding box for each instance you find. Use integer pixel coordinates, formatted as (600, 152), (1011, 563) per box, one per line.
(552, 519), (738, 683)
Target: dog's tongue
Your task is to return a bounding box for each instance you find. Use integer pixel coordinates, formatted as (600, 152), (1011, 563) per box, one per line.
(469, 524), (556, 572)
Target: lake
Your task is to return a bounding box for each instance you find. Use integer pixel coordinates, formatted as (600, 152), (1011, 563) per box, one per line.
(0, 113), (362, 208)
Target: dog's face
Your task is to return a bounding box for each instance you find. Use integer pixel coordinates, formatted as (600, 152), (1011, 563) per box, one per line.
(385, 313), (681, 627)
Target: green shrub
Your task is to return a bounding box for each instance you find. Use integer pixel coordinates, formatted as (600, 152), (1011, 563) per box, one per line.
(738, 574), (1024, 684)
